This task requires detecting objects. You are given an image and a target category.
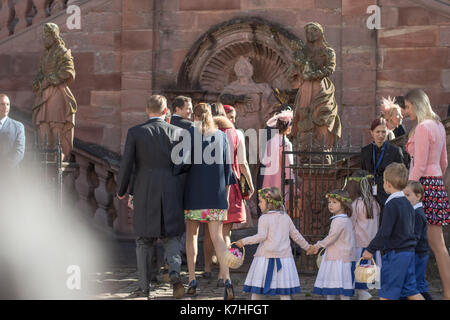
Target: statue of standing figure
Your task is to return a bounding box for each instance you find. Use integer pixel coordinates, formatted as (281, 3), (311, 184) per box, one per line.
(219, 56), (279, 131)
(32, 23), (77, 161)
(288, 22), (341, 162)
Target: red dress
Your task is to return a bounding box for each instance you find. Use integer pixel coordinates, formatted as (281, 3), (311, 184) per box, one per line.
(220, 126), (246, 225)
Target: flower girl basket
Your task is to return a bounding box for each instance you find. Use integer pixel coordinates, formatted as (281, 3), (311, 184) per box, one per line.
(223, 242), (245, 269)
(354, 257), (380, 286)
(316, 248), (325, 268)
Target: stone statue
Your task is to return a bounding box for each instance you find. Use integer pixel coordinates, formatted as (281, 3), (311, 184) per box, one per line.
(219, 56), (278, 131)
(288, 22), (341, 160)
(32, 23), (77, 161)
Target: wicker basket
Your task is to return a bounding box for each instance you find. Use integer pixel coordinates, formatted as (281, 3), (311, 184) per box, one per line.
(223, 242), (245, 269)
(354, 257), (378, 283)
(316, 248), (325, 269)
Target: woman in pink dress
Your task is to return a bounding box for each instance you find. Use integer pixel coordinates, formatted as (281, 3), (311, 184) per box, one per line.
(261, 110), (294, 203)
(404, 89), (450, 300)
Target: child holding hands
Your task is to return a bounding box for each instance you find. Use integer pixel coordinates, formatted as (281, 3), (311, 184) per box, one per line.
(310, 189), (356, 300)
(235, 187), (312, 300)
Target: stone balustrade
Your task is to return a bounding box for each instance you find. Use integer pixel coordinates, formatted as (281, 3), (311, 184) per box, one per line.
(0, 0), (69, 40)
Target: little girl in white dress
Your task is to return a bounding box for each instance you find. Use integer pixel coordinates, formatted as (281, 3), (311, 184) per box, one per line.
(236, 187), (312, 300)
(311, 189), (356, 300)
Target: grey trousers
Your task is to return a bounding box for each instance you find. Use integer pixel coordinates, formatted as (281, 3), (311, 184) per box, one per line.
(136, 236), (182, 292)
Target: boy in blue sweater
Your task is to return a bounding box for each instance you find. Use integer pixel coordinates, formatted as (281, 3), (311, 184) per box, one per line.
(404, 180), (432, 300)
(362, 163), (424, 300)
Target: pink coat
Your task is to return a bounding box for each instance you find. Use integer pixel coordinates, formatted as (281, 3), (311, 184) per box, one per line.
(241, 211), (311, 258)
(350, 198), (380, 248)
(406, 119), (448, 181)
(261, 133), (293, 190)
(315, 214), (356, 262)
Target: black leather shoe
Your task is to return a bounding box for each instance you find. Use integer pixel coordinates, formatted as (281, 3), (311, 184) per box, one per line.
(224, 279), (234, 300)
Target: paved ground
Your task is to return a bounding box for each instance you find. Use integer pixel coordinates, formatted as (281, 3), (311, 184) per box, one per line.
(87, 228), (445, 300)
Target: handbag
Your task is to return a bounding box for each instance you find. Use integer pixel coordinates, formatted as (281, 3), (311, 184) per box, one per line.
(239, 174), (251, 198)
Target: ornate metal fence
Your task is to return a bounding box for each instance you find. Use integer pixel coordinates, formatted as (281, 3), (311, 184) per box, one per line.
(282, 133), (363, 274)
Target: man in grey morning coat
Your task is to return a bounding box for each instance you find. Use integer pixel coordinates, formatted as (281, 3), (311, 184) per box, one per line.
(117, 95), (185, 299)
(0, 94), (25, 169)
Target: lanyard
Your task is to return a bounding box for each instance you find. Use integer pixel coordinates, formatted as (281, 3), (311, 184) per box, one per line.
(372, 143), (386, 183)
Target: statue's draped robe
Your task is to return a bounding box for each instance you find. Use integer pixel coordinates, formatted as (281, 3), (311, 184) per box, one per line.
(32, 44), (77, 155)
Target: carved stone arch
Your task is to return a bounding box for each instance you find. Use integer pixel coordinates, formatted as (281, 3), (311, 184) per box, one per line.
(177, 17), (302, 93)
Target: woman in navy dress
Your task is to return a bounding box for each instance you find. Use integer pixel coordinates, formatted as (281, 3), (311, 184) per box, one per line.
(176, 103), (237, 299)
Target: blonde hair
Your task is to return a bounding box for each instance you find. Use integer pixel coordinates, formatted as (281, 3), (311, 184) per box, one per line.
(405, 89), (440, 125)
(383, 162), (408, 190)
(258, 187), (284, 212)
(193, 103), (217, 135)
(147, 95), (167, 114)
(381, 96), (402, 119)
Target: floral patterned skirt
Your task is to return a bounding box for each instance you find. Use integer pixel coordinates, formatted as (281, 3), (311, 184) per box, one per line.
(184, 209), (228, 222)
(419, 176), (450, 226)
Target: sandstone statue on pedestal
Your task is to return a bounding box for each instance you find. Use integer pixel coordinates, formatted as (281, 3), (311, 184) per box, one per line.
(219, 56), (278, 131)
(32, 23), (77, 161)
(288, 22), (341, 161)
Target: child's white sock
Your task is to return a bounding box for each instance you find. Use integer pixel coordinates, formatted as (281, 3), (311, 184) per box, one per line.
(340, 295), (350, 300)
(279, 295), (291, 300)
(326, 295), (335, 300)
(251, 293), (264, 300)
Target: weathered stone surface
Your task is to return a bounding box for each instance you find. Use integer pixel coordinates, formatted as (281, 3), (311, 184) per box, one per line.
(94, 52), (121, 74)
(342, 26), (376, 47)
(440, 26), (450, 47)
(343, 69), (376, 89)
(122, 72), (152, 91)
(378, 26), (438, 48)
(398, 7), (446, 26)
(342, 48), (376, 70)
(379, 48), (448, 71)
(342, 89), (376, 107)
(342, 0), (375, 16)
(121, 51), (153, 72)
(378, 70), (442, 88)
(122, 12), (153, 30)
(315, 0), (341, 10)
(123, 0), (154, 13)
(242, 0), (315, 10)
(91, 91), (122, 107)
(122, 30), (153, 51)
(180, 0), (240, 11)
(442, 69), (450, 92)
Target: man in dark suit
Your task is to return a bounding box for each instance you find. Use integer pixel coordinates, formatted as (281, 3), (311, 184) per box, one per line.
(169, 96), (193, 130)
(117, 95), (185, 299)
(0, 94), (25, 168)
(361, 118), (406, 217)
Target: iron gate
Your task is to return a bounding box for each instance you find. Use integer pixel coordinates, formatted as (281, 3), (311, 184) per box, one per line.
(282, 133), (363, 274)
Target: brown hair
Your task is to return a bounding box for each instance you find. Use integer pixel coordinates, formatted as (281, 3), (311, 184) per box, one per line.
(259, 187), (284, 212)
(193, 103), (217, 135)
(171, 95), (192, 113)
(370, 117), (387, 131)
(345, 170), (375, 219)
(147, 95), (167, 114)
(406, 180), (424, 199)
(210, 102), (226, 117)
(383, 162), (408, 190)
(326, 189), (353, 217)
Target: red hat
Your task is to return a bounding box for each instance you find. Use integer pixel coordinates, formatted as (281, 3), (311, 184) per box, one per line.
(223, 105), (234, 113)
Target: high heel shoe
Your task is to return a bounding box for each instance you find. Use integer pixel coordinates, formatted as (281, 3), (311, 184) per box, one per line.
(186, 279), (198, 295)
(224, 279), (234, 300)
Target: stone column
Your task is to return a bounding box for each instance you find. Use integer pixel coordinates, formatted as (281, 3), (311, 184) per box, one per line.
(32, 0), (50, 24)
(13, 0), (33, 32)
(75, 157), (96, 216)
(93, 167), (113, 229)
(0, 0), (14, 39)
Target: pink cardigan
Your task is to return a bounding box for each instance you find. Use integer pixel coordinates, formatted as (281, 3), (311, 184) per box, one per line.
(350, 198), (380, 248)
(241, 211), (311, 258)
(315, 214), (356, 262)
(406, 119), (448, 181)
